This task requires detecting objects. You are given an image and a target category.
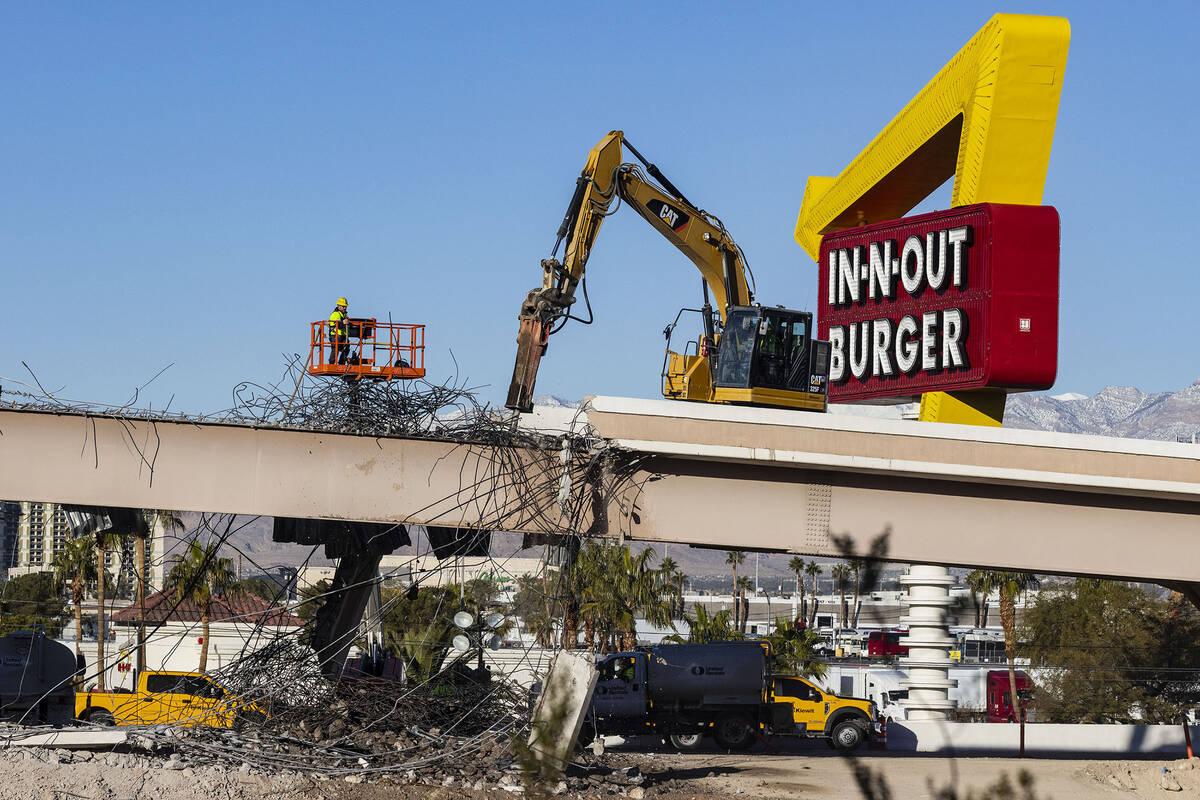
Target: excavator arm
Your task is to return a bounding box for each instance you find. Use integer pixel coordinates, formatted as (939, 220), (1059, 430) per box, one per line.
(506, 130), (751, 412)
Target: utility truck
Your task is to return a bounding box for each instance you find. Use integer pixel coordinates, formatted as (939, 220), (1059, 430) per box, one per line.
(583, 642), (876, 751)
(76, 670), (262, 728)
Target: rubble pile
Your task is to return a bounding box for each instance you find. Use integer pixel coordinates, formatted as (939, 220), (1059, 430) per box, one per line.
(131, 676), (531, 778)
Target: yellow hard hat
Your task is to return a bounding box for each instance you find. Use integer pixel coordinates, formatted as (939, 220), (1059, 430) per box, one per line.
(336, 297), (347, 306)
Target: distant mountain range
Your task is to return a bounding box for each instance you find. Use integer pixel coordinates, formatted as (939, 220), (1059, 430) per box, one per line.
(541, 384), (1200, 441)
(1004, 382), (1200, 442)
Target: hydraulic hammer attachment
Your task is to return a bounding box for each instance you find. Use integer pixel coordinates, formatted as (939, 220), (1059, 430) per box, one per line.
(506, 317), (550, 413)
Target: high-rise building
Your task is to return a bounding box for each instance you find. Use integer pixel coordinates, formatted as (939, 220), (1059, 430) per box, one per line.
(9, 502), (71, 578)
(0, 501), (20, 575)
(3, 502), (167, 593)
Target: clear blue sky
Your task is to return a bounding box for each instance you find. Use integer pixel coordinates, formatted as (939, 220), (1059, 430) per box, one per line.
(4, 2), (1197, 413)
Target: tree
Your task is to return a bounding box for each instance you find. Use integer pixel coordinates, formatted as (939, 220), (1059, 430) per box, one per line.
(766, 617), (827, 680)
(577, 543), (673, 652)
(830, 563), (851, 627)
(292, 578), (331, 647)
(0, 572), (67, 638)
(788, 556), (807, 621)
(233, 575), (290, 604)
(990, 570), (1038, 721)
(379, 581), (503, 682)
(52, 538), (98, 657)
(511, 574), (556, 648)
(805, 561), (821, 626)
(737, 576), (753, 634)
(725, 551), (745, 630)
(659, 557), (684, 619)
(787, 556), (806, 596)
(165, 539), (237, 673)
(672, 569), (687, 621)
(849, 557), (864, 627)
(1023, 579), (1200, 722)
(965, 570), (995, 628)
(665, 604), (741, 645)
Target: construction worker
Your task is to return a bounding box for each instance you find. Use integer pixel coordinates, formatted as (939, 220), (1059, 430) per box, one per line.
(329, 297), (350, 365)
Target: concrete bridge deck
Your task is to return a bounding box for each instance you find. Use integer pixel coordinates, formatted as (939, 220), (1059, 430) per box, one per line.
(2, 397), (1197, 586)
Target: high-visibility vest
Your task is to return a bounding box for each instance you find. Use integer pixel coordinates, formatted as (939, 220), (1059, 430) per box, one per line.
(329, 310), (346, 336)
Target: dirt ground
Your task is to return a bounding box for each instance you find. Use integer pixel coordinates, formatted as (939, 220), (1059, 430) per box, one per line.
(608, 749), (1200, 800)
(3, 743), (1198, 799)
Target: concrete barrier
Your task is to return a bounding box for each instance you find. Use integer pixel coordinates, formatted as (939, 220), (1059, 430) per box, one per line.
(888, 721), (1200, 757)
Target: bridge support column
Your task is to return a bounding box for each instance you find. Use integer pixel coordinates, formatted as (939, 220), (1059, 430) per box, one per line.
(273, 517), (411, 680)
(898, 564), (957, 720)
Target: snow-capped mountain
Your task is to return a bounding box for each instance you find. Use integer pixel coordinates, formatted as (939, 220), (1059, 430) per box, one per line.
(1005, 380), (1200, 442)
(530, 394), (579, 409)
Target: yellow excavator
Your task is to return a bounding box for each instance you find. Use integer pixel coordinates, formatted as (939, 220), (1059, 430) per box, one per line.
(506, 131), (830, 413)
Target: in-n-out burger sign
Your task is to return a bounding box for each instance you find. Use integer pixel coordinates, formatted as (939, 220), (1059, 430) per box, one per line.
(817, 203), (1059, 403)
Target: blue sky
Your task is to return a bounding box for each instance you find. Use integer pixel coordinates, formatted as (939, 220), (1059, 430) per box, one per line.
(4, 2), (1197, 413)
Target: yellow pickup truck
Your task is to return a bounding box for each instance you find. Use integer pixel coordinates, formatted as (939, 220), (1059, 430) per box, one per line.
(76, 670), (260, 728)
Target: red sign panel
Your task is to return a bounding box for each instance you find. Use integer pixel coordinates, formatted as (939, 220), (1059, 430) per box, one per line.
(817, 203), (1059, 403)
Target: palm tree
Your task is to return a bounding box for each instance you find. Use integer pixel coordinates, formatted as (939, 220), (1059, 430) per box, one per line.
(965, 569), (994, 628)
(736, 576), (753, 634)
(665, 604), (740, 644)
(849, 557), (864, 627)
(673, 569), (687, 620)
(788, 556), (807, 621)
(94, 529), (122, 690)
(805, 561), (821, 626)
(577, 543), (673, 652)
(787, 556), (806, 595)
(990, 571), (1039, 721)
(659, 557), (681, 618)
(52, 538), (98, 660)
(830, 563), (851, 628)
(165, 539), (237, 673)
(725, 551), (745, 630)
(766, 617), (827, 680)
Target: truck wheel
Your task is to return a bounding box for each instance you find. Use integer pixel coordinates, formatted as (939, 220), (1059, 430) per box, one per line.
(87, 710), (116, 726)
(712, 714), (754, 751)
(831, 718), (867, 752)
(668, 733), (703, 751)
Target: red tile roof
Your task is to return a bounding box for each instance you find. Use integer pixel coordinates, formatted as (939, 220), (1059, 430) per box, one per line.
(111, 589), (303, 627)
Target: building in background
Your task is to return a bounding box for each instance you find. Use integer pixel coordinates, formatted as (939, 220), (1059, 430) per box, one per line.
(3, 502), (168, 594)
(0, 502), (20, 577)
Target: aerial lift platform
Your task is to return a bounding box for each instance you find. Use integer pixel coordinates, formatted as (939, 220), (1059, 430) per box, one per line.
(307, 318), (425, 381)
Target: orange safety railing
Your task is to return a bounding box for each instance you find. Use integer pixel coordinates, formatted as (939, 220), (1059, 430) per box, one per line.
(309, 319), (425, 380)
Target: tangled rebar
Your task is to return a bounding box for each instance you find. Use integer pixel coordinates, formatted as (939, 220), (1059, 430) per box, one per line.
(0, 358), (654, 782)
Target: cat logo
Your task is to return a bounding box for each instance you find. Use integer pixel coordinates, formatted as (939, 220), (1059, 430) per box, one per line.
(646, 199), (690, 233)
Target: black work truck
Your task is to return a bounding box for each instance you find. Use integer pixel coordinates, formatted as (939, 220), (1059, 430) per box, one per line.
(582, 641), (877, 751)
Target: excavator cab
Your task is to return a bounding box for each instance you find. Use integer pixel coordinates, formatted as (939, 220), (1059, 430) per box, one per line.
(710, 307), (829, 409)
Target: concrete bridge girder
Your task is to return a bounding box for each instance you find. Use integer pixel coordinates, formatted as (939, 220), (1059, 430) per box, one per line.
(3, 400), (1200, 588)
